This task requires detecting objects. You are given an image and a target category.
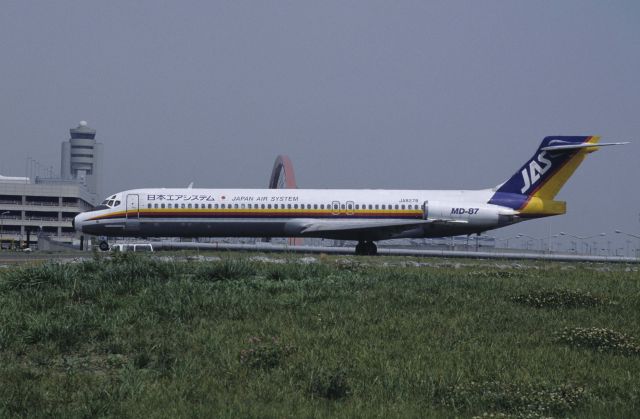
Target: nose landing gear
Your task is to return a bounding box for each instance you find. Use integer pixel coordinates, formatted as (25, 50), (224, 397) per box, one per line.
(355, 240), (377, 256)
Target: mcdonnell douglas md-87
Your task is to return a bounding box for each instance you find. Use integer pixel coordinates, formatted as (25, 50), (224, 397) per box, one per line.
(74, 136), (627, 255)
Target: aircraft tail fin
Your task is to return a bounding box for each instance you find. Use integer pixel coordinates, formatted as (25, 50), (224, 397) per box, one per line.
(488, 136), (627, 214)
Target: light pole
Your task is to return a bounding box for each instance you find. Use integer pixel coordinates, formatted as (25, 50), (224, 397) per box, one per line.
(494, 235), (520, 250)
(551, 234), (561, 252)
(615, 230), (640, 259)
(517, 234), (546, 253)
(0, 211), (9, 250)
(559, 232), (606, 255)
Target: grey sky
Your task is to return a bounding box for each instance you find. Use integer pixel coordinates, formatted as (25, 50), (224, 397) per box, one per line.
(1, 1), (639, 250)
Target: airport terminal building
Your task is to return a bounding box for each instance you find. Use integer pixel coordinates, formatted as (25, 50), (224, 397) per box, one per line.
(0, 178), (94, 247)
(0, 121), (102, 248)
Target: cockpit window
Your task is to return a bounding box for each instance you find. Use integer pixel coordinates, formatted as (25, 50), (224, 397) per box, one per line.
(100, 195), (121, 208)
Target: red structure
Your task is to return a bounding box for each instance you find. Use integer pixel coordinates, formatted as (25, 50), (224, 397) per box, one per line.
(269, 155), (298, 189)
(268, 155), (302, 245)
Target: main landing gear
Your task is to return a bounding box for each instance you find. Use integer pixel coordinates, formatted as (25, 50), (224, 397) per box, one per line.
(98, 240), (110, 251)
(355, 240), (377, 256)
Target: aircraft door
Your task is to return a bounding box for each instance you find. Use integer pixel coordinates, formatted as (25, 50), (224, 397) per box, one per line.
(125, 194), (140, 231)
(331, 201), (340, 216)
(346, 201), (354, 215)
(126, 194), (140, 219)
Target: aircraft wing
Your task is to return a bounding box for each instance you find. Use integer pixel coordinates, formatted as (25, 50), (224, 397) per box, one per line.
(287, 218), (467, 241)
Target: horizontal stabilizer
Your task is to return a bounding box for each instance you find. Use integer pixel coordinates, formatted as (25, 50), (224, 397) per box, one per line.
(541, 142), (629, 152)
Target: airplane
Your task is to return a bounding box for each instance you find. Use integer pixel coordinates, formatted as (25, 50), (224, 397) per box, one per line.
(73, 136), (627, 255)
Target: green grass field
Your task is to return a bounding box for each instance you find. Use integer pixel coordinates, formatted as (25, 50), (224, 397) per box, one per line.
(0, 253), (639, 418)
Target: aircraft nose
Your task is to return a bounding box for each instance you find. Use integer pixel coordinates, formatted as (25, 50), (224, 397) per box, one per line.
(73, 213), (84, 233)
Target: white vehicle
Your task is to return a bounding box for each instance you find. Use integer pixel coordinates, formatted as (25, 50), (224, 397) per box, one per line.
(74, 136), (626, 255)
(109, 243), (154, 252)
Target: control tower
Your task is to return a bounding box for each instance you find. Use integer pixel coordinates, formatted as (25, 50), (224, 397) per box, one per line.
(61, 121), (103, 203)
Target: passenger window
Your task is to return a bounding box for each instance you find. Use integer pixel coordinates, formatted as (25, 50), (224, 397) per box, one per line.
(333, 204), (338, 210)
(241, 204), (245, 209)
(188, 204), (192, 208)
(208, 204), (212, 209)
(154, 203), (159, 208)
(161, 204), (165, 209)
(375, 204), (379, 210)
(348, 204), (352, 210)
(268, 204), (272, 209)
(355, 204), (359, 210)
(320, 204), (324, 209)
(261, 204), (265, 209)
(314, 204), (318, 209)
(401, 205), (405, 210)
(148, 204), (152, 209)
(181, 203), (185, 208)
(395, 204), (399, 210)
(294, 204), (298, 209)
(341, 204), (345, 210)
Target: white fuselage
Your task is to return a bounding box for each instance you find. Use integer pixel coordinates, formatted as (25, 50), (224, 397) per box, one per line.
(74, 187), (518, 241)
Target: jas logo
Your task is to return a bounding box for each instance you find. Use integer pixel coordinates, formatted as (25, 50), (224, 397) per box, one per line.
(520, 151), (552, 193)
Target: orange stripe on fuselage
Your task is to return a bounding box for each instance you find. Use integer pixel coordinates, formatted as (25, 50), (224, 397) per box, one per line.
(89, 209), (424, 221)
